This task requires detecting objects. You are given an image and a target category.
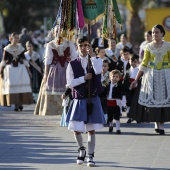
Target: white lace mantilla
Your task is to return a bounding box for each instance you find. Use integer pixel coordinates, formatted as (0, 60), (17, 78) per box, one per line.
(4, 44), (25, 62)
(146, 41), (170, 67)
(48, 40), (69, 56)
(24, 51), (40, 61)
(138, 68), (170, 107)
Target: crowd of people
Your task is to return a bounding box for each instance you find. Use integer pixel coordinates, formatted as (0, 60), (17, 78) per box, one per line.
(0, 24), (170, 167)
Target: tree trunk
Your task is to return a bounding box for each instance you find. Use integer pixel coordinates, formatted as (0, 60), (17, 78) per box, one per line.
(127, 12), (144, 54)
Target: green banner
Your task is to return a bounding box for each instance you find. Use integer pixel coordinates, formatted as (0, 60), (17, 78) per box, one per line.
(82, 0), (105, 24)
(112, 0), (122, 25)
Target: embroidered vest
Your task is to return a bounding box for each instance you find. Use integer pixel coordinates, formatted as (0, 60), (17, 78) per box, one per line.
(70, 57), (103, 99)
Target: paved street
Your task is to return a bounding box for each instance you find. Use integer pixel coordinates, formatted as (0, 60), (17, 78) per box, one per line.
(0, 104), (170, 170)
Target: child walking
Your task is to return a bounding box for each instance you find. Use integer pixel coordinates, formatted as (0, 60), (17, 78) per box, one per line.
(66, 36), (105, 167)
(99, 60), (110, 122)
(123, 54), (139, 123)
(60, 87), (72, 127)
(106, 70), (123, 134)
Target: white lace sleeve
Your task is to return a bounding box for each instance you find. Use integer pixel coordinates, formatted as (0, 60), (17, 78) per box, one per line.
(44, 44), (53, 65)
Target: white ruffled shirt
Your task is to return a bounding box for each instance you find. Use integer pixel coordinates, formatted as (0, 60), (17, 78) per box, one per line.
(66, 55), (103, 88)
(129, 66), (139, 78)
(44, 40), (77, 65)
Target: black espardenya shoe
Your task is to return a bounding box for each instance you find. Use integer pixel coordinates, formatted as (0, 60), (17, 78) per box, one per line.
(159, 129), (165, 135)
(116, 130), (121, 134)
(77, 146), (86, 165)
(109, 126), (113, 133)
(87, 153), (95, 167)
(155, 129), (159, 133)
(19, 105), (23, 111)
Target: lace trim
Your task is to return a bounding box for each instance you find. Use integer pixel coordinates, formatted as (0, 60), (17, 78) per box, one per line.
(48, 40), (69, 56)
(138, 68), (170, 107)
(4, 44), (25, 62)
(146, 42), (170, 67)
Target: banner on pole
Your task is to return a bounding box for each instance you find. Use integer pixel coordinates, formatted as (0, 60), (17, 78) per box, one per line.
(82, 0), (105, 25)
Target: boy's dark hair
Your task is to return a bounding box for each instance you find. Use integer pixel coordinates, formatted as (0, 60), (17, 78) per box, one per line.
(95, 47), (105, 55)
(77, 36), (88, 44)
(121, 46), (130, 53)
(103, 59), (110, 66)
(130, 54), (139, 62)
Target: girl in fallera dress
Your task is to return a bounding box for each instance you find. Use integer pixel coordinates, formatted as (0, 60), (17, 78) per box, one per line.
(34, 26), (77, 116)
(0, 32), (33, 111)
(130, 24), (170, 135)
(24, 41), (43, 102)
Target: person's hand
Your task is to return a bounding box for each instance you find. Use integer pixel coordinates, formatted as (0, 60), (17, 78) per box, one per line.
(87, 45), (96, 57)
(84, 73), (92, 80)
(130, 80), (137, 89)
(61, 94), (66, 99)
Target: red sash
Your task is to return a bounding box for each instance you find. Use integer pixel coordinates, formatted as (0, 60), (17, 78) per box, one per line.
(107, 100), (117, 106)
(130, 78), (135, 83)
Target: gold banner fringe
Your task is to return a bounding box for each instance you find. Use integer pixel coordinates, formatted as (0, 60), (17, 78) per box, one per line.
(84, 12), (105, 25)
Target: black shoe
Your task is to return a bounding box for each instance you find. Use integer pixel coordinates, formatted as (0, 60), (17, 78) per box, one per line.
(87, 153), (95, 167)
(122, 106), (126, 112)
(109, 126), (113, 132)
(116, 130), (121, 134)
(77, 146), (86, 165)
(159, 129), (165, 135)
(19, 105), (23, 111)
(14, 104), (19, 111)
(14, 108), (19, 111)
(155, 129), (159, 133)
(127, 118), (133, 123)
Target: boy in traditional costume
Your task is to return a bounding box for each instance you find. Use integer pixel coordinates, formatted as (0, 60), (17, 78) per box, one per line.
(66, 36), (105, 167)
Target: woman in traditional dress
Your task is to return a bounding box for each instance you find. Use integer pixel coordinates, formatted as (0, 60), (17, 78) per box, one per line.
(0, 32), (33, 111)
(34, 27), (77, 116)
(25, 41), (43, 102)
(130, 25), (170, 135)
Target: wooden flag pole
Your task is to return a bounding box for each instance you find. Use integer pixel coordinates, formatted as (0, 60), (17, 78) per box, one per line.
(87, 23), (91, 104)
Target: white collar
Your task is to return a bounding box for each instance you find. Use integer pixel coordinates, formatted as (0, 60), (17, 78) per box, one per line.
(110, 82), (117, 87)
(79, 55), (88, 60)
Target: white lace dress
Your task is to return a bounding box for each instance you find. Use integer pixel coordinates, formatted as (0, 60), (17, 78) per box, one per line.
(138, 41), (170, 108)
(129, 41), (170, 122)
